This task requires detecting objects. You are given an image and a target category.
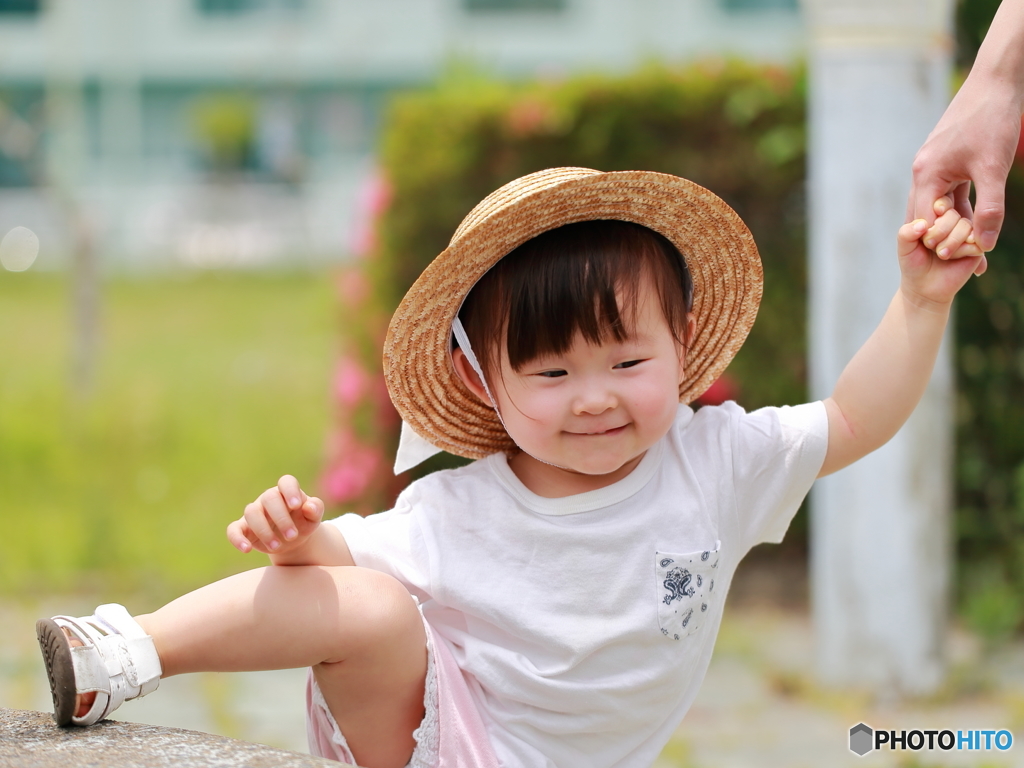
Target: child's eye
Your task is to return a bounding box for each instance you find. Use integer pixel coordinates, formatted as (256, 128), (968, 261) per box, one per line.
(537, 370), (567, 378)
(614, 359), (644, 369)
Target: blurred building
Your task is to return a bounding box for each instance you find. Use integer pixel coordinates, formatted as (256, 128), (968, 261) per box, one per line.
(0, 0), (802, 270)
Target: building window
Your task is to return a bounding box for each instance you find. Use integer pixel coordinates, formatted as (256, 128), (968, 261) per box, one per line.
(464, 0), (566, 11)
(196, 0), (303, 14)
(197, 0), (260, 13)
(0, 0), (41, 14)
(720, 0), (796, 11)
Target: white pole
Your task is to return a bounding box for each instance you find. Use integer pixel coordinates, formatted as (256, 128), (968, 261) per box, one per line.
(45, 0), (99, 399)
(805, 0), (955, 695)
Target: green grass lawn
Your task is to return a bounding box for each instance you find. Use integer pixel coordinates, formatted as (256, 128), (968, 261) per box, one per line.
(0, 269), (335, 602)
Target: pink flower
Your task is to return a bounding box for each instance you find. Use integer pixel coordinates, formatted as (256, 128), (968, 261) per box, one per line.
(320, 439), (383, 504)
(507, 99), (550, 137)
(349, 170), (392, 257)
(337, 270), (371, 307)
(696, 375), (739, 407)
(334, 357), (370, 406)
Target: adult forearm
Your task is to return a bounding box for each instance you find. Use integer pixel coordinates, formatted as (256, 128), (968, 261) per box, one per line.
(971, 0), (1024, 108)
(820, 289), (950, 476)
(269, 522), (355, 567)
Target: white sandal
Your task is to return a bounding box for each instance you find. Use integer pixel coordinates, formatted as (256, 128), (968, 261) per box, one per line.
(36, 603), (162, 726)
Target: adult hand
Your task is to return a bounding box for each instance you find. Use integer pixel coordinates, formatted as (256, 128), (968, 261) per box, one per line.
(907, 0), (1024, 252)
(908, 79), (1021, 252)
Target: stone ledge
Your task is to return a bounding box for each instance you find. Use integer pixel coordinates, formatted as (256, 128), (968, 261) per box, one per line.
(0, 708), (355, 768)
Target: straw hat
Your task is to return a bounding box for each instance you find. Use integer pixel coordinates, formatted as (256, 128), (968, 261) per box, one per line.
(383, 167), (763, 461)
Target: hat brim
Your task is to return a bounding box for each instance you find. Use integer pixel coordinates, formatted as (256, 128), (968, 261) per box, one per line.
(384, 168), (763, 460)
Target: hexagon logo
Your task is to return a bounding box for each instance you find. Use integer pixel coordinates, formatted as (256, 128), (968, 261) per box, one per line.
(850, 722), (873, 756)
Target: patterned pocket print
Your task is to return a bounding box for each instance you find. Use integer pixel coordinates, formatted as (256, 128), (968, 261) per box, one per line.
(656, 545), (720, 641)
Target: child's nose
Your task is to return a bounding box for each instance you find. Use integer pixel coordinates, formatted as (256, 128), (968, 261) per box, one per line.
(572, 385), (617, 415)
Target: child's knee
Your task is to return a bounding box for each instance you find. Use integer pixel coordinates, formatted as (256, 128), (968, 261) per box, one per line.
(328, 567), (423, 655)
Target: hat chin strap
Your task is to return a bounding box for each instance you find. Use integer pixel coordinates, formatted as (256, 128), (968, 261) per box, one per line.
(394, 317), (571, 475)
(393, 318), (499, 475)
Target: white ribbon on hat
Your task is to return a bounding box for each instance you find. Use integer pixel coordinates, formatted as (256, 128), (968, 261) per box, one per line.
(393, 317), (501, 475)
(393, 420), (443, 475)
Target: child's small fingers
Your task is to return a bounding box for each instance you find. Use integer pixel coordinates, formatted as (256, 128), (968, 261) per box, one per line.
(226, 519), (254, 553)
(302, 497), (324, 522)
(950, 241), (985, 259)
(923, 209), (961, 250)
(277, 475), (307, 511)
(933, 196), (954, 215)
(899, 220), (927, 241)
(244, 501), (283, 551)
(935, 218), (974, 258)
(259, 489), (299, 542)
(974, 255), (988, 276)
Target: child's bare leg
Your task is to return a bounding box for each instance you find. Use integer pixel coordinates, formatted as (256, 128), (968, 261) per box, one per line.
(116, 565), (425, 768)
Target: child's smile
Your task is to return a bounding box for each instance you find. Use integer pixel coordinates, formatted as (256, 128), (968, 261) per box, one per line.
(456, 275), (693, 498)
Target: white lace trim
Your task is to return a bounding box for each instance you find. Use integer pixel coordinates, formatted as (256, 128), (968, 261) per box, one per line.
(408, 620), (440, 767)
(308, 605), (440, 768)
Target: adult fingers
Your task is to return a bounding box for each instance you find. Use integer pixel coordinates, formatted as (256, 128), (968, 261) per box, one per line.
(972, 176), (1007, 251)
(909, 152), (958, 225)
(952, 181), (973, 221)
(907, 182), (942, 226)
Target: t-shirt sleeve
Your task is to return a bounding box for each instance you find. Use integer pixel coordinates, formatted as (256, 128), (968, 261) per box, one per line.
(325, 492), (433, 600)
(729, 400), (829, 551)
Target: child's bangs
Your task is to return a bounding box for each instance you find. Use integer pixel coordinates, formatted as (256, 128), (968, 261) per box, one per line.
(459, 220), (693, 375)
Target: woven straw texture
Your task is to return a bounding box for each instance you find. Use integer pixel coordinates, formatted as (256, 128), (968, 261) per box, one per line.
(383, 167), (763, 460)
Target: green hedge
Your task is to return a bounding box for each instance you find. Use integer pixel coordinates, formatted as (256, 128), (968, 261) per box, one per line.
(954, 163), (1024, 641)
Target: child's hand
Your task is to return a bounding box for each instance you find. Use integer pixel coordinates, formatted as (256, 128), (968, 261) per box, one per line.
(226, 475), (324, 555)
(898, 197), (987, 309)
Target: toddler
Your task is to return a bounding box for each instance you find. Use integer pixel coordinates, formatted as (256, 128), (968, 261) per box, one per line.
(37, 168), (985, 768)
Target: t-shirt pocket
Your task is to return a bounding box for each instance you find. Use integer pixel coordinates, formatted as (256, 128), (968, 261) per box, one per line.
(655, 543), (720, 641)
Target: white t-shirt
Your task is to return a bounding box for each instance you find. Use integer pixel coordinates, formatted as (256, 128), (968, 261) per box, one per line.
(329, 401), (829, 768)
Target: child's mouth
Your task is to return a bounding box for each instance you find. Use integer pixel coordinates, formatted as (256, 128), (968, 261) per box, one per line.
(571, 425), (627, 437)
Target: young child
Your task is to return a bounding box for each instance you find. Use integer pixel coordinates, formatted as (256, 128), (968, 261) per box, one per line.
(37, 168), (985, 768)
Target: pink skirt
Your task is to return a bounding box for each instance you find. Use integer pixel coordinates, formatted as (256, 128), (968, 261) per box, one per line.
(306, 613), (500, 768)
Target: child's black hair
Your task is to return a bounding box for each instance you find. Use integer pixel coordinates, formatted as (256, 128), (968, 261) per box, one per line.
(458, 220), (694, 377)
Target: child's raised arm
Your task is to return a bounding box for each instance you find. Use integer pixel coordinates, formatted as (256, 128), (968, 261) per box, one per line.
(818, 199), (986, 477)
(226, 475), (355, 566)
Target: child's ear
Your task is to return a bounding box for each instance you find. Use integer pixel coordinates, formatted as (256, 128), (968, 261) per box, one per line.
(452, 348), (491, 406)
(678, 313), (697, 381)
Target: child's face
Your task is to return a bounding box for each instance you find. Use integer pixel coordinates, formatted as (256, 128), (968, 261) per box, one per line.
(455, 275), (691, 495)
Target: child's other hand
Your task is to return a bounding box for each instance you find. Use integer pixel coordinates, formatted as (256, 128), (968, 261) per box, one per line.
(898, 197), (987, 309)
(226, 475), (324, 555)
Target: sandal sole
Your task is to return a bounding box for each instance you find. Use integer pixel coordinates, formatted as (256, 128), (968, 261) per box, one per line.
(36, 618), (77, 726)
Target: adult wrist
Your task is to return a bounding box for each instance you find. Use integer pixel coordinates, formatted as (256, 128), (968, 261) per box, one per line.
(967, 7), (1024, 112)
